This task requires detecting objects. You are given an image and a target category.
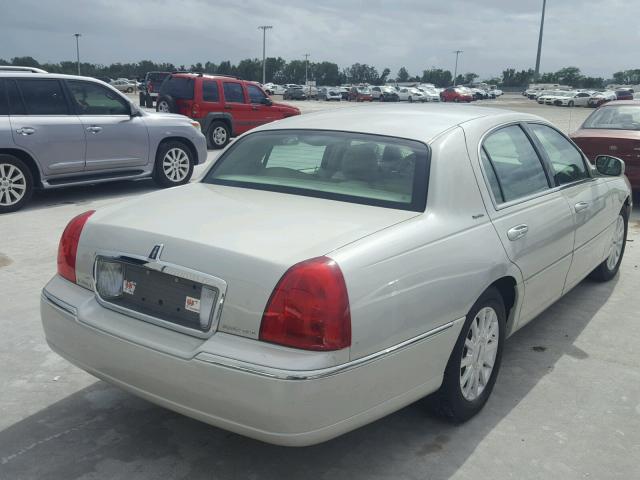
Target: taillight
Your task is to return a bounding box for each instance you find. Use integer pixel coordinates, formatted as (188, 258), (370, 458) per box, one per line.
(259, 257), (351, 351)
(148, 82), (153, 93)
(57, 210), (94, 283)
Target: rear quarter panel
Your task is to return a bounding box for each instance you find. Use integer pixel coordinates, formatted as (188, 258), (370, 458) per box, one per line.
(331, 127), (521, 360)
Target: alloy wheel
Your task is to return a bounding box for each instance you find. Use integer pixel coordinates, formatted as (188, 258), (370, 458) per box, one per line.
(606, 215), (625, 270)
(460, 306), (499, 401)
(158, 101), (170, 113)
(0, 163), (27, 207)
(162, 148), (190, 182)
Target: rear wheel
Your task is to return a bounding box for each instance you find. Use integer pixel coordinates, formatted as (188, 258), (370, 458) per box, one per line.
(145, 95), (154, 108)
(0, 155), (34, 214)
(156, 96), (176, 113)
(207, 121), (231, 149)
(568, 100), (575, 107)
(433, 287), (506, 422)
(153, 141), (194, 188)
(590, 209), (628, 281)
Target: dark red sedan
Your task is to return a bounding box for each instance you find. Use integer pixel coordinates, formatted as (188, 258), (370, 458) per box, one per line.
(440, 87), (473, 103)
(571, 100), (640, 189)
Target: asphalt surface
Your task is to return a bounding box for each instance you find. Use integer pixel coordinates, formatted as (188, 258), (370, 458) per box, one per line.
(1, 95), (639, 480)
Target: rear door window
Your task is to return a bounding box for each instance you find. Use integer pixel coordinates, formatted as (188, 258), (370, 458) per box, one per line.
(5, 80), (26, 115)
(17, 79), (69, 115)
(0, 80), (7, 115)
(482, 125), (550, 203)
(202, 80), (220, 102)
(223, 82), (245, 103)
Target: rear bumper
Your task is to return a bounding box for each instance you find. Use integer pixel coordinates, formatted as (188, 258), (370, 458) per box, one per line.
(41, 276), (461, 446)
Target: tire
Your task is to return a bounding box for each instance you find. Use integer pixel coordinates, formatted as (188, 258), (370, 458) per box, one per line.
(590, 208), (628, 281)
(0, 155), (34, 214)
(145, 95), (154, 108)
(433, 287), (506, 422)
(139, 93), (145, 106)
(568, 101), (575, 107)
(207, 121), (231, 149)
(126, 87), (133, 93)
(153, 141), (194, 188)
(409, 96), (413, 103)
(156, 96), (176, 113)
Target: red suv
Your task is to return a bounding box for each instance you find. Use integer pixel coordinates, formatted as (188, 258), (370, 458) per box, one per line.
(440, 87), (474, 103)
(156, 73), (301, 148)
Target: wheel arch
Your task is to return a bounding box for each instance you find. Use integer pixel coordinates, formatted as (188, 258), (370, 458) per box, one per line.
(0, 148), (43, 187)
(154, 137), (198, 170)
(487, 276), (519, 335)
(202, 113), (233, 136)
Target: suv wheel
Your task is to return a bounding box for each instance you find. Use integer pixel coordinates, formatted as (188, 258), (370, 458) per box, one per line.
(145, 95), (154, 108)
(0, 155), (33, 214)
(156, 96), (176, 113)
(208, 121), (231, 149)
(153, 141), (194, 188)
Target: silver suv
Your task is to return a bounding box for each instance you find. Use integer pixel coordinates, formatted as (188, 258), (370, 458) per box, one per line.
(0, 73), (208, 213)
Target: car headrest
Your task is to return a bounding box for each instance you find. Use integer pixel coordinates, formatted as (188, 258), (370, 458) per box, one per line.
(342, 143), (377, 181)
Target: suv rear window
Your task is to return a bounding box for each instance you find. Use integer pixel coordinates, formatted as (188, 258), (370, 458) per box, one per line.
(147, 72), (169, 83)
(159, 76), (195, 100)
(0, 80), (7, 115)
(203, 130), (430, 212)
(17, 79), (68, 115)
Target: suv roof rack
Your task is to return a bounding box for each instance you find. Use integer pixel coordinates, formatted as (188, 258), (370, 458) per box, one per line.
(170, 71), (243, 80)
(0, 66), (48, 74)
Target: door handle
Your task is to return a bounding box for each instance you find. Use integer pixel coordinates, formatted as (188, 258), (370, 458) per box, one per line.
(86, 126), (103, 134)
(574, 201), (589, 212)
(507, 224), (529, 241)
(16, 127), (35, 136)
(252, 106), (259, 110)
(224, 105), (232, 110)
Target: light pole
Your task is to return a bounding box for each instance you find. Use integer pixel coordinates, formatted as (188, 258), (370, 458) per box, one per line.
(452, 50), (463, 85)
(534, 0), (547, 81)
(303, 53), (310, 87)
(258, 25), (272, 84)
(74, 33), (81, 75)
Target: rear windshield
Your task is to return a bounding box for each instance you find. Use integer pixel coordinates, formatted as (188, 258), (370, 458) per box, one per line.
(147, 72), (169, 83)
(203, 130), (430, 211)
(582, 106), (640, 130)
(159, 76), (194, 100)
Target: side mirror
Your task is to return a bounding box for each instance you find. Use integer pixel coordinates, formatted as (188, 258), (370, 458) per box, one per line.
(595, 155), (625, 176)
(261, 97), (273, 106)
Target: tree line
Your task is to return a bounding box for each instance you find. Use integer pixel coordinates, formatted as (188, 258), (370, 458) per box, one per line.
(1, 56), (633, 89)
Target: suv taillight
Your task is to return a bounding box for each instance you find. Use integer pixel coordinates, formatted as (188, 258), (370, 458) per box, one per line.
(148, 82), (154, 93)
(57, 211), (94, 283)
(259, 257), (351, 351)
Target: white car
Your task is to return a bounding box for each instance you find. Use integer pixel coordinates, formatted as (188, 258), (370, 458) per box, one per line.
(317, 86), (342, 101)
(397, 87), (425, 102)
(489, 88), (503, 98)
(536, 90), (559, 104)
(417, 86), (441, 102)
(551, 91), (593, 107)
(41, 104), (631, 446)
(263, 83), (286, 95)
(110, 79), (136, 93)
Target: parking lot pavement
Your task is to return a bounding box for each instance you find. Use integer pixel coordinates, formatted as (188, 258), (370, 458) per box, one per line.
(1, 96), (639, 480)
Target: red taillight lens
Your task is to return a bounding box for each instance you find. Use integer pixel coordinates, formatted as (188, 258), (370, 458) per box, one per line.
(148, 83), (154, 93)
(57, 210), (94, 283)
(259, 257), (351, 351)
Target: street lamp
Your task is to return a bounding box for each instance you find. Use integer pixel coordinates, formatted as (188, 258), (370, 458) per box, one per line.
(258, 25), (272, 85)
(452, 50), (463, 86)
(73, 33), (81, 75)
(534, 0), (547, 81)
(303, 53), (310, 89)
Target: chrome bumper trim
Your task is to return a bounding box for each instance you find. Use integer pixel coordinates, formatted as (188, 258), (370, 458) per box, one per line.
(196, 320), (458, 381)
(42, 289), (78, 318)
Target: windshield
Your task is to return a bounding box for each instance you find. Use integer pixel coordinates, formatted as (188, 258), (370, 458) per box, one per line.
(582, 106), (640, 130)
(203, 130), (430, 211)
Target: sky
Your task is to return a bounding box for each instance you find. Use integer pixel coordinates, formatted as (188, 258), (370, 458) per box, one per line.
(0, 0), (637, 80)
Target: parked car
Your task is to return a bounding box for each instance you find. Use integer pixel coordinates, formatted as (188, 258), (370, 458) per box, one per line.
(615, 89), (634, 101)
(571, 100), (640, 189)
(338, 86), (350, 100)
(111, 79), (136, 93)
(348, 86), (373, 102)
(41, 104), (631, 447)
(0, 72), (208, 213)
(316, 87), (342, 101)
(536, 90), (557, 104)
(155, 73), (300, 149)
(139, 71), (170, 108)
(264, 83), (286, 95)
(417, 86), (441, 102)
(440, 87), (473, 102)
(488, 88), (503, 97)
(283, 86), (307, 100)
(469, 88), (488, 100)
(552, 91), (593, 107)
(397, 87), (425, 102)
(95, 76), (113, 84)
(588, 91), (617, 108)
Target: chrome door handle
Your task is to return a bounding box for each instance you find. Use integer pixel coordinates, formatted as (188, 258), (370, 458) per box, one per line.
(507, 224), (529, 241)
(16, 127), (35, 136)
(86, 126), (103, 134)
(575, 201), (589, 212)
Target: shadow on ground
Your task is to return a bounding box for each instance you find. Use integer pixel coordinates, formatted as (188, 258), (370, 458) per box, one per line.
(0, 275), (617, 480)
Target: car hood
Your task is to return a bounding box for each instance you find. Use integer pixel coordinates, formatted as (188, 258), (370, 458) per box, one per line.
(271, 101), (300, 114)
(77, 183), (419, 339)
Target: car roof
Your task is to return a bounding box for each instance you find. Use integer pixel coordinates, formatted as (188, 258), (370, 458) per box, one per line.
(0, 72), (107, 81)
(256, 104), (541, 143)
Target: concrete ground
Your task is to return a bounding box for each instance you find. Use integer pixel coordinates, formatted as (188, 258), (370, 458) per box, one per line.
(1, 95), (639, 480)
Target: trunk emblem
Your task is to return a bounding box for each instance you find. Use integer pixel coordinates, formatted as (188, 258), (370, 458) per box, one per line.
(148, 244), (164, 261)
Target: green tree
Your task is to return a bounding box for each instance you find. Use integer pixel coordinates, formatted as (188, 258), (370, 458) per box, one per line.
(463, 72), (478, 84)
(421, 69), (452, 87)
(555, 66), (582, 86)
(378, 68), (391, 85)
(11, 56), (40, 67)
(397, 67), (409, 82)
